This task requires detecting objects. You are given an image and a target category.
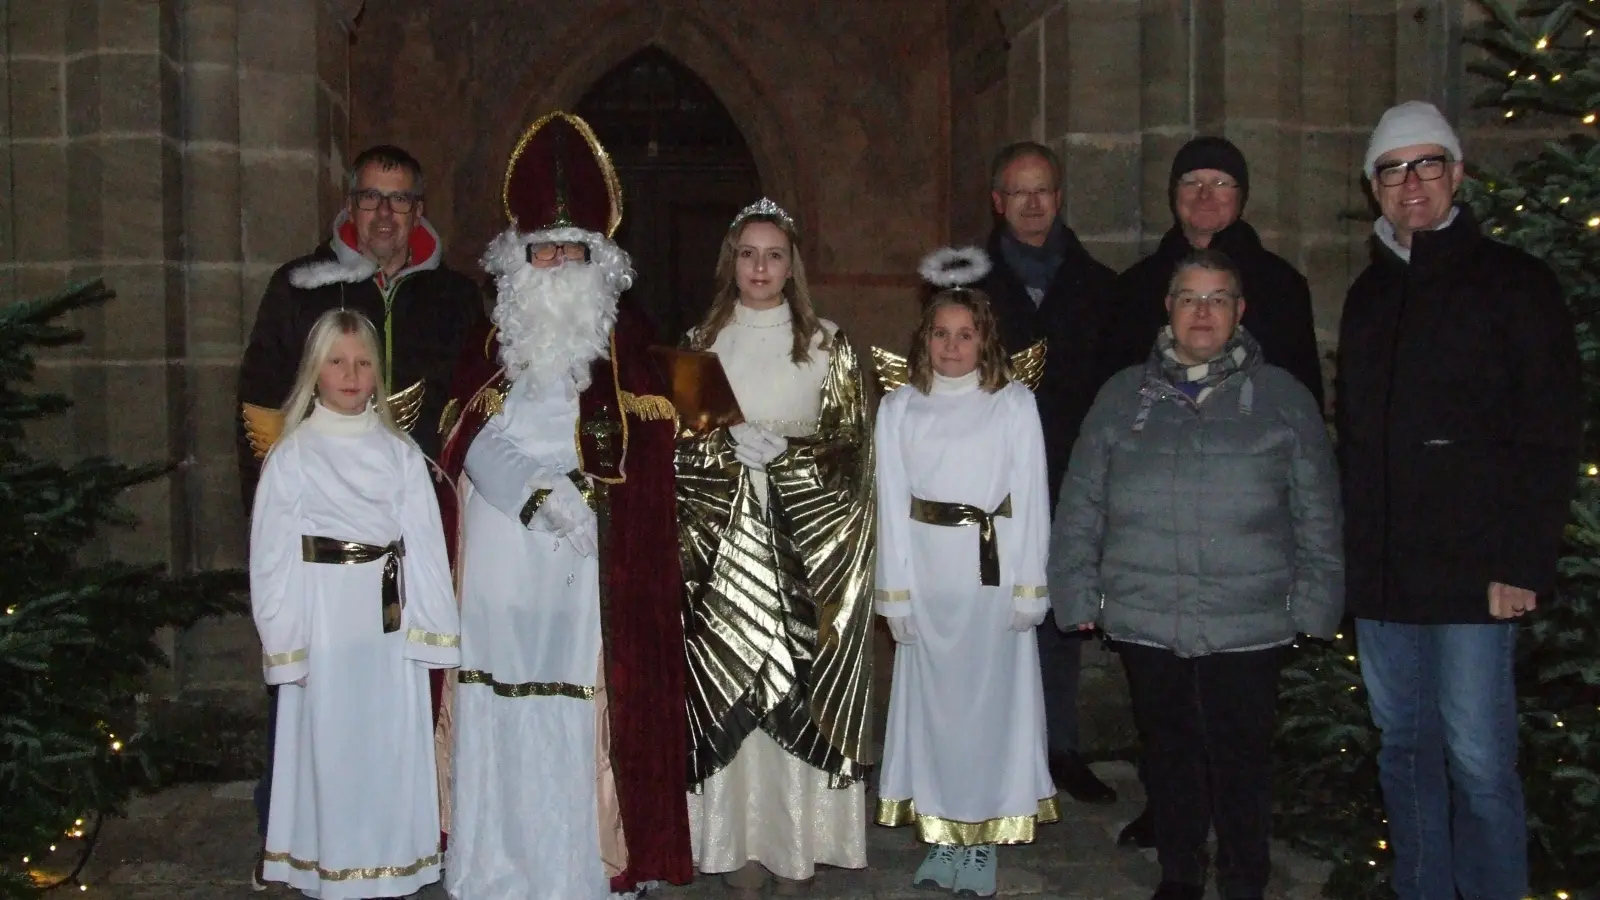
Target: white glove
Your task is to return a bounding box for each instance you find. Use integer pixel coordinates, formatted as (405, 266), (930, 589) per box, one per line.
(884, 614), (917, 645)
(729, 423), (788, 471)
(530, 476), (595, 537)
(1009, 607), (1047, 632)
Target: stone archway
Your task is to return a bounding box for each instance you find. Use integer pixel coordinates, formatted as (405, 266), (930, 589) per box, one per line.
(486, 4), (808, 259)
(574, 48), (761, 342)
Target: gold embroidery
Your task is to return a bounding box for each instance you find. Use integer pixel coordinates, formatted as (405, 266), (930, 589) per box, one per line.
(1013, 585), (1048, 599)
(262, 648), (308, 668)
(620, 390), (677, 424)
(875, 588), (911, 603)
(874, 796), (1060, 846)
(458, 669), (594, 700)
(261, 850), (440, 882)
(438, 398), (461, 436)
(406, 628), (459, 648)
(465, 385), (507, 420)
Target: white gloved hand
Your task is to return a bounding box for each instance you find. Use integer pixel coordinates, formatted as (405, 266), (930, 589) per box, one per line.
(884, 614), (918, 645)
(530, 475), (595, 537)
(729, 423), (787, 471)
(1009, 607), (1047, 632)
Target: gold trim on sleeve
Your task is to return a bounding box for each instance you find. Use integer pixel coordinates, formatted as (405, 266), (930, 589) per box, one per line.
(465, 384), (507, 420)
(261, 850), (440, 882)
(262, 648), (308, 668)
(1013, 585), (1048, 599)
(620, 390), (677, 425)
(875, 588), (911, 603)
(458, 669), (595, 700)
(406, 628), (459, 648)
(874, 796), (1060, 846)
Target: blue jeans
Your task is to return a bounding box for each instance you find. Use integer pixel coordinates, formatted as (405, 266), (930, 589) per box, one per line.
(1355, 619), (1526, 900)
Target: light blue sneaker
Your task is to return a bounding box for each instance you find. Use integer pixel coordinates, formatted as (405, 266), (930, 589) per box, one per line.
(952, 843), (997, 898)
(912, 842), (961, 890)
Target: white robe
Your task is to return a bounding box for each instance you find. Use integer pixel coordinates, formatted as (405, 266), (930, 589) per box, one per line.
(686, 301), (867, 879)
(250, 403), (460, 899)
(445, 376), (612, 900)
(873, 375), (1056, 844)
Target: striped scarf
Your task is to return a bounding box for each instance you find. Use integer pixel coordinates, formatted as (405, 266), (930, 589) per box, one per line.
(1148, 325), (1260, 406)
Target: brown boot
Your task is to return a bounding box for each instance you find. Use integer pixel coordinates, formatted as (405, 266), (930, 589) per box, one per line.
(772, 873), (815, 896)
(722, 862), (768, 899)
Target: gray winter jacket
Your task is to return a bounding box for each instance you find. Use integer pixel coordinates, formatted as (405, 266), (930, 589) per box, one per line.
(1048, 359), (1343, 657)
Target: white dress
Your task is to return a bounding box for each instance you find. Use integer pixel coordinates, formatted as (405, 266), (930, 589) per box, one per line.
(445, 375), (612, 900)
(686, 301), (868, 878)
(250, 402), (460, 899)
(873, 374), (1057, 843)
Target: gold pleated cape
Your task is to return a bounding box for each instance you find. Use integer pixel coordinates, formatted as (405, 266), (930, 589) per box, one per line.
(676, 330), (877, 789)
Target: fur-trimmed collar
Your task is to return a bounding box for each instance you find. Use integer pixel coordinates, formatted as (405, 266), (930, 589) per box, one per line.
(287, 210), (445, 289)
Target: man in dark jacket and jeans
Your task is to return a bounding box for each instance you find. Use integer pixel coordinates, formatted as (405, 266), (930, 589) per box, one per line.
(1338, 101), (1581, 900)
(973, 140), (1119, 804)
(236, 144), (483, 884)
(1105, 135), (1326, 849)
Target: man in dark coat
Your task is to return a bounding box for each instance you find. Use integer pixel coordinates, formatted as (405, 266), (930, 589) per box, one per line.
(1105, 136), (1326, 850)
(1338, 101), (1581, 900)
(1104, 136), (1324, 407)
(972, 140), (1118, 804)
(235, 145), (483, 883)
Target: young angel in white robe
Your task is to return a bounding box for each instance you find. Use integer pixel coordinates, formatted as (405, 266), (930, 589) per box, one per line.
(250, 308), (460, 900)
(873, 251), (1057, 898)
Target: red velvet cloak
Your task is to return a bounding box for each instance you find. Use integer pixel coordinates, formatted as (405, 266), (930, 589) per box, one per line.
(434, 308), (692, 891)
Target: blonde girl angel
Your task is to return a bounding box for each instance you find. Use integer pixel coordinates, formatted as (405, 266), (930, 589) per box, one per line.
(249, 308), (459, 900)
(873, 248), (1057, 898)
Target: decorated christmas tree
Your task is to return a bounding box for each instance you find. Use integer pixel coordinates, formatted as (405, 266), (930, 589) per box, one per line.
(1274, 1), (1600, 897)
(0, 281), (244, 899)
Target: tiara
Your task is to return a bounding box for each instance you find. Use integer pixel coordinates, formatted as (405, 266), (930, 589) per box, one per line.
(730, 197), (794, 231)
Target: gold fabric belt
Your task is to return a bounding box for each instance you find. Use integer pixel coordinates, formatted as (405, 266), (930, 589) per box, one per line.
(302, 535), (405, 633)
(909, 495), (1011, 587)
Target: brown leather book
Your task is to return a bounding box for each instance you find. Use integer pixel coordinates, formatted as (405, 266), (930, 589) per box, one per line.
(647, 346), (744, 434)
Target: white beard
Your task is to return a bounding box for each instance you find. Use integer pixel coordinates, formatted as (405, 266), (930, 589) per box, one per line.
(491, 260), (619, 395)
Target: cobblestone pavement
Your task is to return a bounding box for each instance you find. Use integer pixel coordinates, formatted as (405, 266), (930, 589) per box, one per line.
(75, 761), (1330, 900)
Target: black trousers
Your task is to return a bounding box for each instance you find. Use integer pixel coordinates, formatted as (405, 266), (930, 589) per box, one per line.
(1116, 641), (1286, 897)
(1037, 611), (1085, 754)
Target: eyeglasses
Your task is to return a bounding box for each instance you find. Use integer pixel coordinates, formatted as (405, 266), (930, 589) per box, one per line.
(1176, 176), (1240, 194)
(999, 187), (1057, 201)
(1373, 154), (1450, 187)
(350, 189), (421, 213)
(1169, 289), (1239, 310)
(527, 242), (590, 263)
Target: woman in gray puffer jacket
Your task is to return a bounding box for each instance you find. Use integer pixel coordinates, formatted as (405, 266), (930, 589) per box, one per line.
(1049, 248), (1342, 900)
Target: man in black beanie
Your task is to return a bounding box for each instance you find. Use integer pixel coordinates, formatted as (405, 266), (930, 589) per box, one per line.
(1100, 136), (1324, 852)
(1102, 136), (1323, 406)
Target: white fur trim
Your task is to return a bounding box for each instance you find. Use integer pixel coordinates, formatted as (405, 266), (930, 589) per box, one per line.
(288, 256), (378, 289)
(918, 246), (992, 288)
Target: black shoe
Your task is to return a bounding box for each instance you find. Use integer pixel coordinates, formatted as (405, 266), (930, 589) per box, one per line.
(1050, 752), (1117, 804)
(1117, 806), (1154, 848)
(1150, 882), (1205, 900)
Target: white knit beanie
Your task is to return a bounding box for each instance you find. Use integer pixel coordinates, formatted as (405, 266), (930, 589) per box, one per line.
(1363, 101), (1463, 178)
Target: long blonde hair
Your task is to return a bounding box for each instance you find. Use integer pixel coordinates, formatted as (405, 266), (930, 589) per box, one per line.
(907, 289), (1010, 394)
(690, 213), (830, 364)
(277, 309), (405, 443)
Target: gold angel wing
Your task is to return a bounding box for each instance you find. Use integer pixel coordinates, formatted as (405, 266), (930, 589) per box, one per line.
(241, 403), (285, 460)
(1009, 339), (1047, 391)
(387, 379), (426, 433)
(870, 339), (1046, 392)
(870, 346), (910, 393)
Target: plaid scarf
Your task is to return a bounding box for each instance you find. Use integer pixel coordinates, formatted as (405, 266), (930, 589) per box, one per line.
(1147, 324), (1261, 406)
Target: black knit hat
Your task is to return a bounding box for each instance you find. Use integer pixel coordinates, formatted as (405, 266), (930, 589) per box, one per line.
(1168, 136), (1250, 217)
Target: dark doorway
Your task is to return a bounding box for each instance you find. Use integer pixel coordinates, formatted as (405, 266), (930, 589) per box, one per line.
(576, 48), (762, 344)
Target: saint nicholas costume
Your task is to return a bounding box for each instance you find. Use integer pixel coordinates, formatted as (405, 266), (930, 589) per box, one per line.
(250, 402), (461, 899)
(435, 112), (691, 900)
(676, 199), (877, 882)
